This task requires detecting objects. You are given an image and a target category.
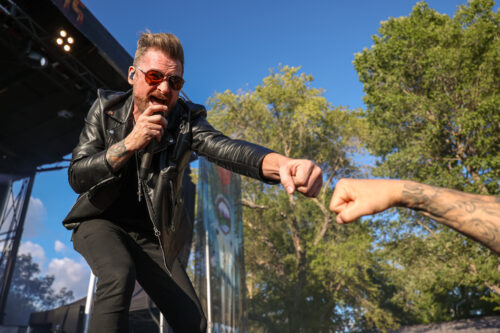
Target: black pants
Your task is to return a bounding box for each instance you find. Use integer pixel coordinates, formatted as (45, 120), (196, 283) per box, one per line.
(72, 219), (207, 333)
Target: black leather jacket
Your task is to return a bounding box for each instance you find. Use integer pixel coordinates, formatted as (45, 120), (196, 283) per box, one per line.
(63, 89), (273, 273)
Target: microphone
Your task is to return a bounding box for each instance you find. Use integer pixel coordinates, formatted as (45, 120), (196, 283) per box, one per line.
(139, 110), (167, 180)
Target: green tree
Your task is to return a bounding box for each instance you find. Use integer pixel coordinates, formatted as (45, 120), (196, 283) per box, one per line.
(4, 254), (74, 325)
(208, 66), (396, 332)
(354, 0), (500, 325)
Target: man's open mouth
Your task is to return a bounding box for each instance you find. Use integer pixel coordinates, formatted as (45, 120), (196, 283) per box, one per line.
(149, 96), (167, 105)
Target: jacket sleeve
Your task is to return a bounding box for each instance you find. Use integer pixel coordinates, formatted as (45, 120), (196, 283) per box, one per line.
(191, 115), (277, 183)
(68, 99), (119, 194)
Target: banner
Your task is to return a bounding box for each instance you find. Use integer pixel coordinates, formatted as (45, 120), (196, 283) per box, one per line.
(192, 158), (245, 333)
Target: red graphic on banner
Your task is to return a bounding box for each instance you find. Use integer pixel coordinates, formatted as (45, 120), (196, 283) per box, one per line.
(63, 0), (85, 24)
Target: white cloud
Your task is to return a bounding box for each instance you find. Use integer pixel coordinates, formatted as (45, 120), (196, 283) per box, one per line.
(18, 241), (46, 264)
(47, 257), (91, 300)
(18, 242), (91, 300)
(0, 196), (46, 237)
(54, 240), (69, 253)
(23, 197), (48, 238)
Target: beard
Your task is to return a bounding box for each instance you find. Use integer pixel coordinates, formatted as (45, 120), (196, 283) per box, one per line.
(133, 94), (150, 114)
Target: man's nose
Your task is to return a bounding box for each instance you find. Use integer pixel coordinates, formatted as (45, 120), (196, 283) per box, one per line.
(157, 79), (170, 94)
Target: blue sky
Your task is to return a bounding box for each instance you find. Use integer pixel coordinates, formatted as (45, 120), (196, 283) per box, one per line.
(18, 0), (481, 300)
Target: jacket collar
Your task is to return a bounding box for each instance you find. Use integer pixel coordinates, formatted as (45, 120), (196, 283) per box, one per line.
(99, 89), (133, 124)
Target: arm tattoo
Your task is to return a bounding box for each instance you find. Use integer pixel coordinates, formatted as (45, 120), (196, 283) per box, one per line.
(401, 182), (500, 254)
(106, 140), (133, 172)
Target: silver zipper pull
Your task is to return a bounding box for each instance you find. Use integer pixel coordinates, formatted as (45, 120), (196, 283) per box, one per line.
(154, 227), (161, 237)
(135, 152), (143, 202)
(137, 179), (142, 202)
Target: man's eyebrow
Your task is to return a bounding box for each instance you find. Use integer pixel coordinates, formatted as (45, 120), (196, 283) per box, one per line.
(154, 67), (182, 75)
(146, 67), (163, 73)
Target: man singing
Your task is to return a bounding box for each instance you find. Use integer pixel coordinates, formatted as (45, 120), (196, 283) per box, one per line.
(63, 32), (322, 332)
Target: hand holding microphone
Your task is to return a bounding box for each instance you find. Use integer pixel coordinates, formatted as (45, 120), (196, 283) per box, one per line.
(124, 104), (169, 179)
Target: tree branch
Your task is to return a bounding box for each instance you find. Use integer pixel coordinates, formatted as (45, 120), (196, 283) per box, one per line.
(245, 219), (285, 276)
(484, 281), (500, 296)
(241, 198), (269, 209)
(468, 263), (500, 296)
(312, 197), (333, 246)
(414, 217), (436, 237)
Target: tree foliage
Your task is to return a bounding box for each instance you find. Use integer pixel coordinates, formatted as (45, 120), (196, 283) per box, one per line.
(206, 1), (499, 331)
(354, 0), (500, 325)
(355, 0), (499, 193)
(208, 66), (395, 332)
(4, 254), (74, 325)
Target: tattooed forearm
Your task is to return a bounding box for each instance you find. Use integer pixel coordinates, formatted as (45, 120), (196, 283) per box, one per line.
(106, 140), (134, 172)
(401, 181), (500, 254)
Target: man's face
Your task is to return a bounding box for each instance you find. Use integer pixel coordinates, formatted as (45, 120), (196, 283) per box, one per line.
(128, 48), (183, 115)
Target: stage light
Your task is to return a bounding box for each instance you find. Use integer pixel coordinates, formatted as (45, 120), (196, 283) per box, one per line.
(39, 57), (48, 67)
(26, 45), (48, 68)
(56, 29), (75, 52)
(56, 29), (74, 52)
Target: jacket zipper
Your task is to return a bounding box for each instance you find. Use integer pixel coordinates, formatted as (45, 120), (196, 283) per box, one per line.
(135, 153), (173, 277)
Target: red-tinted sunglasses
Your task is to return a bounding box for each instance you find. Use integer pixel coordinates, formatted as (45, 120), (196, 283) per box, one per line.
(136, 66), (185, 90)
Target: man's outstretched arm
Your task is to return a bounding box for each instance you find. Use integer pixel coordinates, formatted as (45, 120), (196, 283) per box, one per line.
(329, 179), (500, 254)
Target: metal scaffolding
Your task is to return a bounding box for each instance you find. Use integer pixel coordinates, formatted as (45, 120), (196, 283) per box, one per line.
(0, 174), (35, 324)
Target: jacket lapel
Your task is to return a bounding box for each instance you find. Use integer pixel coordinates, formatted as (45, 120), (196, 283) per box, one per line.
(103, 92), (134, 147)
